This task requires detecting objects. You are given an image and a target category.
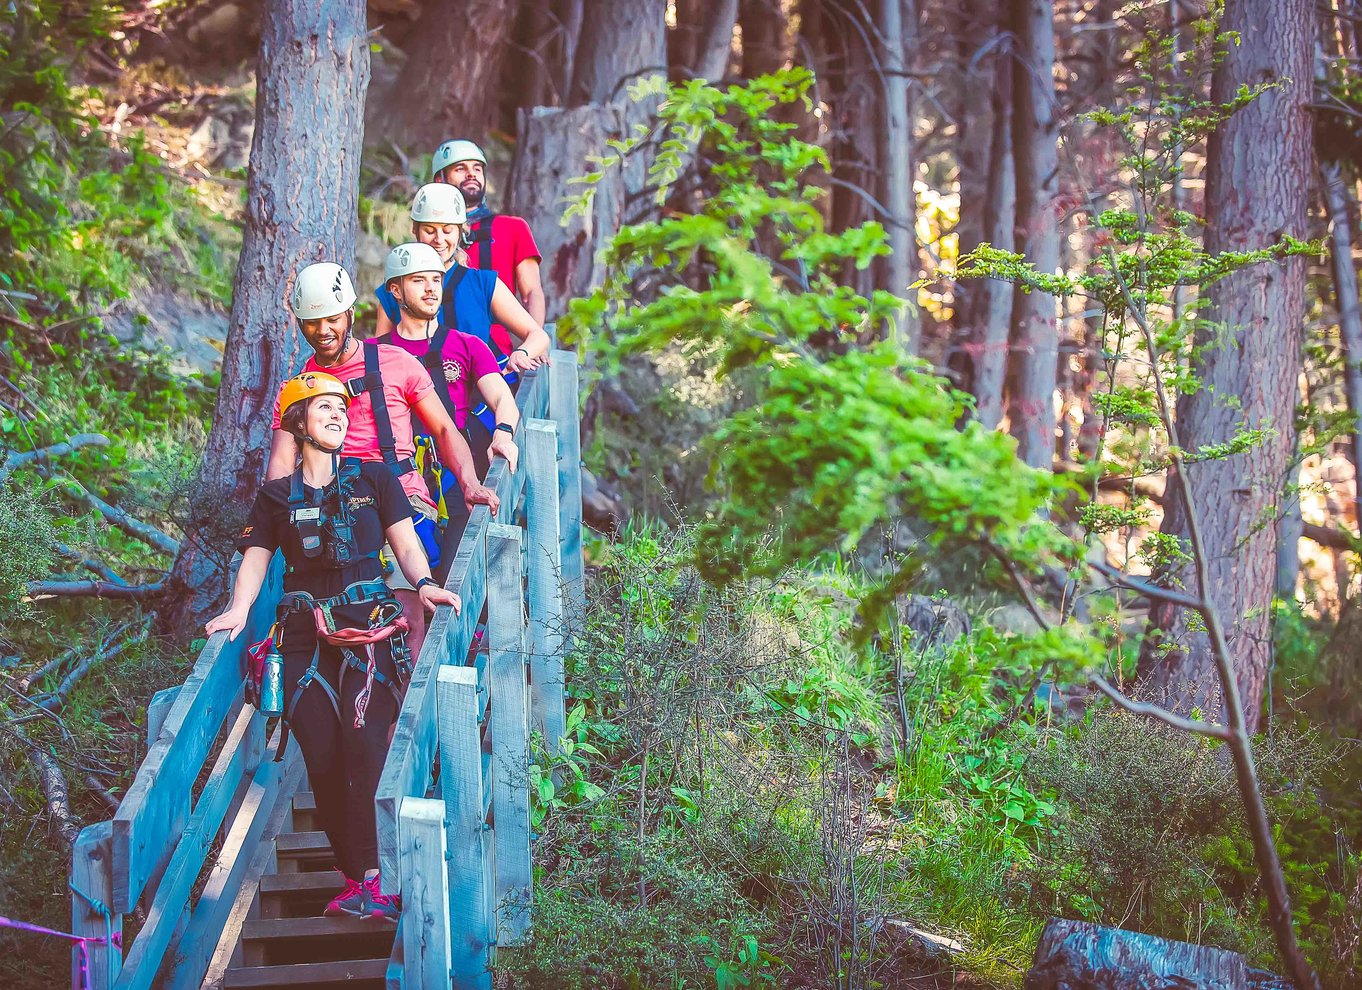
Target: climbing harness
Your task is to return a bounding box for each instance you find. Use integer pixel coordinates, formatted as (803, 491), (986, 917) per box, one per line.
(246, 580), (413, 761)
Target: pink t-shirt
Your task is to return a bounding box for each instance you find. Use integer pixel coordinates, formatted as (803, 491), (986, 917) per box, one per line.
(376, 330), (501, 430)
(273, 345), (436, 506)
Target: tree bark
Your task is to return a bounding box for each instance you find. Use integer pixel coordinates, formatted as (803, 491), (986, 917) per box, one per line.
(879, 0), (918, 352)
(1008, 0), (1061, 468)
(739, 0), (789, 78)
(693, 0), (739, 83)
(1138, 0), (1312, 731)
(164, 0), (370, 629)
(569, 0), (667, 105)
(970, 28), (1015, 429)
(1322, 159), (1362, 529)
(372, 0), (515, 150)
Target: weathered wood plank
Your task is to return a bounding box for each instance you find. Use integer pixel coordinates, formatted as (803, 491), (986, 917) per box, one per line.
(113, 555), (282, 912)
(487, 524), (532, 945)
(1024, 918), (1253, 990)
(398, 797), (451, 990)
(175, 739), (302, 990)
(548, 350), (584, 612)
(116, 705), (257, 990)
(375, 517), (486, 893)
(71, 821), (122, 990)
(145, 686), (180, 747)
(437, 665), (493, 990)
(386, 921), (404, 990)
(374, 366), (547, 894)
(524, 419), (567, 756)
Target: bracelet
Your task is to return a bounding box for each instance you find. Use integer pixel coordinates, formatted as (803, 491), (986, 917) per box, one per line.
(495, 422), (515, 435)
(416, 576), (438, 592)
(512, 347), (529, 357)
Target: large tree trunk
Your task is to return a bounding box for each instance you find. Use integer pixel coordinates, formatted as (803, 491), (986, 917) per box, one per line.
(164, 0), (369, 628)
(739, 0), (789, 78)
(1322, 159), (1362, 530)
(371, 0), (515, 150)
(569, 0), (667, 105)
(1137, 0), (1312, 730)
(1008, 0), (1061, 469)
(879, 0), (918, 352)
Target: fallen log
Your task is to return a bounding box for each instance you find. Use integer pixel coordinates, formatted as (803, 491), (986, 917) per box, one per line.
(1025, 918), (1290, 990)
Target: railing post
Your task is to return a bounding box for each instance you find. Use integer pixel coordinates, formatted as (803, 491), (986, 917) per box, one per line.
(548, 349), (584, 613)
(71, 821), (122, 990)
(487, 523), (532, 944)
(524, 420), (568, 757)
(398, 797), (451, 989)
(437, 665), (493, 990)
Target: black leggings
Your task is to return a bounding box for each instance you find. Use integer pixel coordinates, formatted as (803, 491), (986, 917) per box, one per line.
(282, 633), (400, 879)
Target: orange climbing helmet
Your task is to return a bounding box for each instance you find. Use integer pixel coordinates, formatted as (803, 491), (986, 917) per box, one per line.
(276, 371), (350, 423)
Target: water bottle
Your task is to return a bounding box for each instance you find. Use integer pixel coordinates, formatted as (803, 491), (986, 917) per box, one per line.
(260, 643), (285, 717)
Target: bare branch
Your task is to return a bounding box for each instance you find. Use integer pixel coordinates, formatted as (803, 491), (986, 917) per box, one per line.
(1088, 558), (1205, 612)
(987, 546), (1058, 630)
(1302, 521), (1356, 551)
(35, 625), (150, 712)
(52, 541), (127, 586)
(84, 774), (121, 812)
(26, 579), (167, 602)
(13, 727), (82, 845)
(52, 476), (181, 555)
(0, 433), (109, 483)
(16, 620), (135, 692)
(1090, 675), (1231, 739)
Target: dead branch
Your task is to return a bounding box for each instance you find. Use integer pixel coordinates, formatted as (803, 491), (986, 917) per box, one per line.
(14, 727), (82, 846)
(52, 476), (181, 555)
(1302, 521), (1357, 551)
(35, 625), (150, 712)
(0, 433), (109, 483)
(16, 620), (135, 692)
(84, 774), (121, 812)
(52, 541), (127, 586)
(26, 579), (167, 602)
(1088, 558), (1205, 612)
(1090, 674), (1231, 739)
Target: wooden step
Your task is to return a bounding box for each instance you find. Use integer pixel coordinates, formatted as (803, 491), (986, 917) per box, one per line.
(224, 957), (387, 988)
(238, 915), (396, 968)
(258, 870), (346, 917)
(273, 831), (335, 870)
(290, 791), (318, 830)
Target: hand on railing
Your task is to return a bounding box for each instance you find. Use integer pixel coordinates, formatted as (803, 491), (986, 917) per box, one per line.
(418, 584), (460, 614)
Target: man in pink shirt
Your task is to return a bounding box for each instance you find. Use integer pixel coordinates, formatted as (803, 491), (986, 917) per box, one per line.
(265, 261), (497, 658)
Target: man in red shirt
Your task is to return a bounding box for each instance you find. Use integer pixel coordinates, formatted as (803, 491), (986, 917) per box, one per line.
(265, 261), (497, 658)
(432, 139), (547, 336)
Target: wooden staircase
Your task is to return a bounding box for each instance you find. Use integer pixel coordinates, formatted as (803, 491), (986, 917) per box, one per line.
(215, 788), (396, 990)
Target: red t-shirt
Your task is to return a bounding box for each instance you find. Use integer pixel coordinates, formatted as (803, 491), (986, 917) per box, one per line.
(465, 214), (541, 355)
(272, 346), (436, 507)
(375, 330), (500, 430)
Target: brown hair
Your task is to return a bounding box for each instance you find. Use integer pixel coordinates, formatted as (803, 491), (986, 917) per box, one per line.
(280, 397), (311, 440)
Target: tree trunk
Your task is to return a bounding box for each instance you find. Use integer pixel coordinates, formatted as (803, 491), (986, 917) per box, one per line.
(1138, 0), (1312, 731)
(739, 0), (789, 78)
(879, 0), (918, 352)
(1008, 0), (1061, 469)
(371, 0), (515, 150)
(569, 0), (667, 105)
(1322, 159), (1362, 529)
(971, 30), (1015, 429)
(693, 0), (739, 83)
(164, 0), (370, 628)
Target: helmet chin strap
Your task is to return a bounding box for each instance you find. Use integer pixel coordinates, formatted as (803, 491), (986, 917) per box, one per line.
(303, 434), (344, 455)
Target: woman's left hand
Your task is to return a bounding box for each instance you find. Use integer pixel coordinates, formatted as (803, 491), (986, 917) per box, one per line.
(418, 584), (461, 614)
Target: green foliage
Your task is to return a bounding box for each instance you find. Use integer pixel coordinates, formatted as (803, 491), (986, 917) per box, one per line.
(0, 484), (57, 622)
(696, 925), (782, 989)
(566, 70), (1070, 612)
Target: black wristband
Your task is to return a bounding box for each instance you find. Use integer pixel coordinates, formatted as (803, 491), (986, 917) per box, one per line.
(416, 577), (438, 592)
(495, 422), (515, 435)
(513, 347), (529, 357)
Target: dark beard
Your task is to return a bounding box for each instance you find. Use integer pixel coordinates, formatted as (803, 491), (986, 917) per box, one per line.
(459, 182), (483, 209)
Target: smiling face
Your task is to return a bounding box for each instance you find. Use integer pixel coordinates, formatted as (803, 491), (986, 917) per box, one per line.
(440, 160), (484, 208)
(414, 222), (461, 266)
(393, 270), (443, 321)
(304, 393), (349, 447)
(299, 312), (352, 365)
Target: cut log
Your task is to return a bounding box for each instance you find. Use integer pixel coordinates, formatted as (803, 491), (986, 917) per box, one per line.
(1025, 918), (1287, 990)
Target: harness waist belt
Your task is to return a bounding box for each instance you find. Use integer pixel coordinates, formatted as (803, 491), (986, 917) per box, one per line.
(278, 579), (392, 614)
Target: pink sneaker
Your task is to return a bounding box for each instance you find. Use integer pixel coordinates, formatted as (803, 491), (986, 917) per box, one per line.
(362, 872), (401, 922)
(324, 873), (365, 917)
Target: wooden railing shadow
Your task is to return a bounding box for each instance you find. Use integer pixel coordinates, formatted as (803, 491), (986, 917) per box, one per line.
(69, 349), (584, 990)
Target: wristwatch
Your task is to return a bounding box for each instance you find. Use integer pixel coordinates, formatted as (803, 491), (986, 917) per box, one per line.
(416, 577), (438, 592)
(495, 423), (515, 435)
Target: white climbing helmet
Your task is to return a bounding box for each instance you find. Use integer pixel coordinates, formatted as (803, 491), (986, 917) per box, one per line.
(384, 242), (445, 284)
(290, 262), (357, 320)
(431, 139), (486, 179)
(410, 182), (467, 225)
